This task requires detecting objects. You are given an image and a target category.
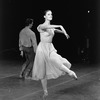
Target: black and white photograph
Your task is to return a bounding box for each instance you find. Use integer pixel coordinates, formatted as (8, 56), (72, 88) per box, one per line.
(0, 0), (100, 100)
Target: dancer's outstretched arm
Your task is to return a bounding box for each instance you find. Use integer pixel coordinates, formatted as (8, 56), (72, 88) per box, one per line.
(37, 24), (70, 39)
(37, 24), (61, 31)
(41, 24), (61, 29)
(60, 25), (70, 39)
(54, 25), (70, 39)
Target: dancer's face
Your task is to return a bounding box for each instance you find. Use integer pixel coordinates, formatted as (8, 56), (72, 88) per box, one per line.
(45, 10), (53, 21)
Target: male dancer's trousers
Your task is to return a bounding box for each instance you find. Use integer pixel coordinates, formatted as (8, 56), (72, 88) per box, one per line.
(20, 46), (35, 78)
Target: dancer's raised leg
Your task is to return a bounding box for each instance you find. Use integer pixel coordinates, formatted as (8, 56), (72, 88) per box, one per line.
(60, 64), (78, 80)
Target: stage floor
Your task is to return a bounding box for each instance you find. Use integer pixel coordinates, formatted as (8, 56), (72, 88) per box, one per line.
(0, 59), (100, 100)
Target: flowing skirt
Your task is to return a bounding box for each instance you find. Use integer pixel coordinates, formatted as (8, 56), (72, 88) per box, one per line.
(32, 42), (71, 80)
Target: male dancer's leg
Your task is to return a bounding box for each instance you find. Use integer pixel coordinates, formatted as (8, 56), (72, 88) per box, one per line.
(20, 51), (29, 78)
(24, 47), (35, 78)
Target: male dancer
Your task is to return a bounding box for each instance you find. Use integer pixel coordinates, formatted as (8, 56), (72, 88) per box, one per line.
(19, 18), (37, 79)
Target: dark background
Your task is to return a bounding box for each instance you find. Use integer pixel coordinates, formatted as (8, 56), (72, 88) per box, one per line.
(0, 0), (99, 64)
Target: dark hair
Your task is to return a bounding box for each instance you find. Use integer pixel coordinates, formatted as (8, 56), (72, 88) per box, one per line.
(25, 18), (33, 26)
(44, 10), (51, 15)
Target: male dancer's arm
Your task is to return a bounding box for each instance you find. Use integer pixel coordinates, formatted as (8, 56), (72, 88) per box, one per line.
(19, 34), (24, 56)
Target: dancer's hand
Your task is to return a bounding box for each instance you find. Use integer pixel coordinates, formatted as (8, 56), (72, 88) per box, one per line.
(60, 25), (69, 39)
(65, 34), (70, 39)
(20, 51), (23, 57)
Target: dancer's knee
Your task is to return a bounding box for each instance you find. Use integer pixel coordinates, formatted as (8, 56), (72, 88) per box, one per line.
(68, 63), (71, 69)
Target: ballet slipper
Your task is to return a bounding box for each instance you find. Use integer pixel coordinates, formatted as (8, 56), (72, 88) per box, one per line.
(68, 70), (78, 80)
(19, 74), (25, 79)
(43, 90), (48, 100)
(19, 74), (22, 78)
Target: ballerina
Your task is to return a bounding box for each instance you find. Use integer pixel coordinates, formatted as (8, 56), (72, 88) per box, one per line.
(32, 10), (77, 100)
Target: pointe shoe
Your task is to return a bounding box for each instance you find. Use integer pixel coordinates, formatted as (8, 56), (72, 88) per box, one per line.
(43, 91), (48, 100)
(69, 71), (78, 80)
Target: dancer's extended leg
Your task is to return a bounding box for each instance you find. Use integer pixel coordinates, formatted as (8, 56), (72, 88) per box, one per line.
(60, 64), (77, 80)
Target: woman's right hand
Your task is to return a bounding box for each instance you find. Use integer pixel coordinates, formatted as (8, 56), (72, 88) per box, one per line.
(60, 25), (69, 38)
(20, 51), (23, 57)
(65, 34), (70, 39)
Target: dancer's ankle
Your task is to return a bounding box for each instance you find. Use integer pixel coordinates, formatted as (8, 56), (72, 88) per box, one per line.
(44, 90), (48, 95)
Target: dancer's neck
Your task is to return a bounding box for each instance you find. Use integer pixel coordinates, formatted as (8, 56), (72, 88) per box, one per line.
(44, 20), (50, 25)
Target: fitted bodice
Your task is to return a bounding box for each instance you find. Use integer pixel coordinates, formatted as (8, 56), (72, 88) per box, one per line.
(40, 29), (54, 43)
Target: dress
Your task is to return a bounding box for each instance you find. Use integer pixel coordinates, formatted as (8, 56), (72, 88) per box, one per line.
(32, 28), (71, 80)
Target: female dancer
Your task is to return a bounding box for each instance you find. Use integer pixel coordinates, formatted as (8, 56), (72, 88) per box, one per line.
(32, 10), (77, 99)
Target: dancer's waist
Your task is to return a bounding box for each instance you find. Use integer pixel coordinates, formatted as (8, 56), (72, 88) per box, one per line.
(40, 36), (53, 43)
(41, 39), (52, 43)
